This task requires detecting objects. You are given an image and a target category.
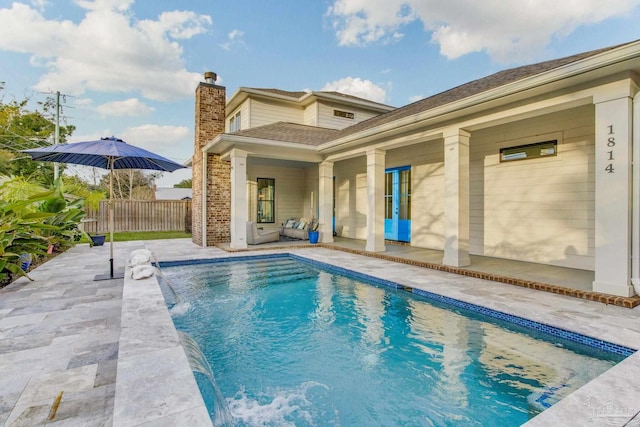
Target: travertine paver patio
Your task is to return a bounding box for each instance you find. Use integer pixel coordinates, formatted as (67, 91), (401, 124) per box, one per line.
(1, 238), (639, 426)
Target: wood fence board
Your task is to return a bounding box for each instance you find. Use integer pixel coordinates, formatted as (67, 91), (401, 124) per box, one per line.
(83, 200), (191, 233)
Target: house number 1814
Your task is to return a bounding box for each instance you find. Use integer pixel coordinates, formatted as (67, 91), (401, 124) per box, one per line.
(606, 124), (615, 173)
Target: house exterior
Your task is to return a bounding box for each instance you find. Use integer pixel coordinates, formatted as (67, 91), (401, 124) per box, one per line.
(192, 40), (640, 298)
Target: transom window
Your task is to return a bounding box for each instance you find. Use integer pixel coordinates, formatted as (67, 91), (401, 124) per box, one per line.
(500, 140), (557, 162)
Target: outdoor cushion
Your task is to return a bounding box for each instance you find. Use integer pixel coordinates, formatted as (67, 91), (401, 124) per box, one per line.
(284, 218), (297, 228)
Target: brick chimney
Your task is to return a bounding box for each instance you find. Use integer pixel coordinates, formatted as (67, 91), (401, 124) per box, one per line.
(192, 72), (230, 246)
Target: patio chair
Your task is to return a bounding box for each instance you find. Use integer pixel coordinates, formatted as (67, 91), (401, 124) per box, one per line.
(246, 221), (280, 245)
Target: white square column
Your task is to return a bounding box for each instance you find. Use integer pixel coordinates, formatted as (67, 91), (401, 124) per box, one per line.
(318, 161), (334, 243)
(593, 88), (636, 296)
(443, 128), (471, 267)
(366, 149), (386, 252)
(229, 149), (248, 250)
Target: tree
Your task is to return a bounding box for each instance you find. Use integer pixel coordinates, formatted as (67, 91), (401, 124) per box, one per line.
(0, 98), (75, 185)
(174, 178), (192, 188)
(98, 169), (161, 200)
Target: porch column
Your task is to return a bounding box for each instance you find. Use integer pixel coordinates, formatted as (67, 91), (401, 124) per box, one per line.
(229, 149), (248, 250)
(443, 128), (471, 267)
(318, 160), (334, 243)
(366, 149), (386, 252)
(593, 83), (637, 296)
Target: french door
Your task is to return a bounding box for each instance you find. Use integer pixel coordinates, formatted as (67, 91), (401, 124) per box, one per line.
(384, 166), (411, 242)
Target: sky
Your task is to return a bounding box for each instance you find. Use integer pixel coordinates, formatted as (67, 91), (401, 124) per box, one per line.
(1, 0), (639, 187)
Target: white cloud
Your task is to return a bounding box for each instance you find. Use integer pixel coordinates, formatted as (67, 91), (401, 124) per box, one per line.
(408, 94), (424, 103)
(0, 1), (212, 100)
(220, 29), (246, 51)
(121, 124), (190, 156)
(96, 98), (155, 117)
(321, 77), (387, 103)
(326, 0), (640, 62)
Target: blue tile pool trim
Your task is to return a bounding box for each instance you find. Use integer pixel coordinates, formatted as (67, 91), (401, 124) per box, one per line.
(159, 253), (636, 358)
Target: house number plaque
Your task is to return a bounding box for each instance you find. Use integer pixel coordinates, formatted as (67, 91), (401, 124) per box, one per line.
(606, 124), (615, 173)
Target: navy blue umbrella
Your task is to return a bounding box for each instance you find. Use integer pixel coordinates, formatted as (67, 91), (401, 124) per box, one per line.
(23, 137), (187, 280)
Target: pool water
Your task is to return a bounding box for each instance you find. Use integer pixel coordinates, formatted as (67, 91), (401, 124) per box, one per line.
(161, 256), (626, 427)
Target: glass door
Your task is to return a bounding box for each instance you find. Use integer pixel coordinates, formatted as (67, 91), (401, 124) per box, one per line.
(384, 166), (411, 242)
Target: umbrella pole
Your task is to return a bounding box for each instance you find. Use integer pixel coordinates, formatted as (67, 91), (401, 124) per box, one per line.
(109, 159), (115, 278)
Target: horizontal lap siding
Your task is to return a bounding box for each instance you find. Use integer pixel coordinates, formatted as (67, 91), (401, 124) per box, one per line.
(249, 99), (303, 128)
(317, 102), (380, 130)
(386, 143), (445, 250)
(469, 105), (595, 270)
(248, 165), (307, 230)
(335, 157), (367, 239)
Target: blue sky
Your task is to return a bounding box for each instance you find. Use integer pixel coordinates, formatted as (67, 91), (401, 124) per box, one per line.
(1, 0), (639, 186)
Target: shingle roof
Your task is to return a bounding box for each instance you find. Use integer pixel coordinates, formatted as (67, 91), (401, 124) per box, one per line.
(247, 88), (308, 99)
(246, 88), (393, 109)
(330, 41), (634, 141)
(237, 41), (636, 148)
(233, 122), (339, 146)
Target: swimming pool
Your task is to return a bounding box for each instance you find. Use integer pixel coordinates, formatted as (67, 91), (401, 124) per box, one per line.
(160, 254), (631, 426)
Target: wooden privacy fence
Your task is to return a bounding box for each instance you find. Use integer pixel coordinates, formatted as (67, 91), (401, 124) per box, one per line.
(83, 200), (192, 233)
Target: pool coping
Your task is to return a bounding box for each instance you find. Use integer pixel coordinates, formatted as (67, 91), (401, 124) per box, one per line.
(123, 246), (640, 426)
(217, 242), (640, 308)
(113, 263), (212, 426)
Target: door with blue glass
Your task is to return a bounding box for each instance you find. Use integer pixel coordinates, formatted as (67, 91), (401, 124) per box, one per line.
(384, 166), (411, 242)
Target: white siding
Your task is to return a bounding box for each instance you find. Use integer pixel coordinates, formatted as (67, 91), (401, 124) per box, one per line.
(469, 105), (595, 270)
(304, 167), (319, 220)
(227, 102), (250, 132)
(317, 102), (382, 130)
(334, 157), (368, 239)
(247, 164), (315, 230)
(248, 99), (304, 128)
(333, 144), (445, 246)
(387, 143), (445, 250)
(303, 103), (319, 127)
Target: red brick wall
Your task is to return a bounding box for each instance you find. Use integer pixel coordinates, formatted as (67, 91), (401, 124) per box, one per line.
(192, 81), (230, 246)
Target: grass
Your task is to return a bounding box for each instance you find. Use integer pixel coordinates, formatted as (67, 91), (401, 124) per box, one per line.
(80, 230), (191, 243)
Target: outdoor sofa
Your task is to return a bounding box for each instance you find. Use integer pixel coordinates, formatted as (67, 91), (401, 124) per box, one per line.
(279, 218), (318, 240)
(246, 221), (280, 245)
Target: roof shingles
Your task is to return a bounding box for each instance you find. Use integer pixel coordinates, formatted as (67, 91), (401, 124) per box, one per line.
(233, 122), (338, 146)
(240, 41), (635, 147)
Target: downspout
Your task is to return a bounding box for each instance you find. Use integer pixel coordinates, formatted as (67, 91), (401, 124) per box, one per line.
(631, 93), (640, 292)
(201, 148), (208, 247)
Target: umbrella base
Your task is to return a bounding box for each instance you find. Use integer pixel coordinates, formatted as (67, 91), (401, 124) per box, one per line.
(94, 271), (125, 281)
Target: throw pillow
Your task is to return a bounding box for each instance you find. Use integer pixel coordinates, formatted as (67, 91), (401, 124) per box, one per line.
(296, 221), (307, 229)
(285, 219), (296, 228)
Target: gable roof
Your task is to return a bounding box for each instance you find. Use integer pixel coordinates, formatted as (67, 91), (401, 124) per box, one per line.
(240, 88), (395, 110)
(331, 41), (636, 140)
(220, 40), (639, 150)
(233, 122), (339, 146)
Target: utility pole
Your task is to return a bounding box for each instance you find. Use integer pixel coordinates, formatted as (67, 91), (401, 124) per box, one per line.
(53, 91), (60, 180)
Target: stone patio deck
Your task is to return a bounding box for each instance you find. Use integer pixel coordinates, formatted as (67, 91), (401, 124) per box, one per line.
(0, 239), (639, 426)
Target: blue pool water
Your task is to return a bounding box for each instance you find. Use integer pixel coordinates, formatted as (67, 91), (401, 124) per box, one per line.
(160, 255), (629, 427)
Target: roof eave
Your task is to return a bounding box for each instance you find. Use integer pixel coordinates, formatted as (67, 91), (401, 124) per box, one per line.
(320, 40), (640, 152)
(299, 91), (395, 112)
(203, 133), (322, 155)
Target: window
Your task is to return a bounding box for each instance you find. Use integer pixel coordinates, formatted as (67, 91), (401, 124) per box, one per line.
(334, 109), (355, 119)
(500, 140), (557, 162)
(257, 178), (275, 223)
(229, 111), (242, 132)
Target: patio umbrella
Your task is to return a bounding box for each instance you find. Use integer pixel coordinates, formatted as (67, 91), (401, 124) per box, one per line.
(23, 136), (187, 280)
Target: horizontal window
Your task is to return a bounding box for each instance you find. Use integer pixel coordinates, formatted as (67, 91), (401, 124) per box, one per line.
(334, 109), (354, 119)
(500, 140), (557, 162)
